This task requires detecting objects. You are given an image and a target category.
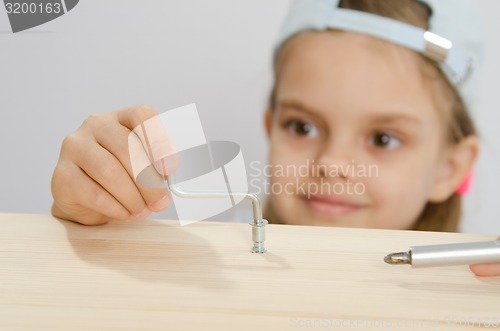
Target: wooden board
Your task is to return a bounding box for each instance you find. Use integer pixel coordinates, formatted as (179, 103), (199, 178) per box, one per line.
(1, 213), (499, 330)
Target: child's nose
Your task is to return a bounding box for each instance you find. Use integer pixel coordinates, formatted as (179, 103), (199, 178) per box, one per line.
(315, 140), (359, 179)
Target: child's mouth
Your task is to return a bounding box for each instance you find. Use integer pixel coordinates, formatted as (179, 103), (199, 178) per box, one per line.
(302, 194), (365, 217)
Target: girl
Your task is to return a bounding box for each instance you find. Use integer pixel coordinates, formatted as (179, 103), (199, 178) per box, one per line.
(51, 0), (500, 276)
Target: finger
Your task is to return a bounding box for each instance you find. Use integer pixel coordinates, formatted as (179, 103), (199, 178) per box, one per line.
(53, 162), (132, 224)
(117, 105), (179, 176)
(72, 137), (151, 218)
(93, 118), (171, 212)
(469, 263), (500, 277)
(116, 104), (158, 131)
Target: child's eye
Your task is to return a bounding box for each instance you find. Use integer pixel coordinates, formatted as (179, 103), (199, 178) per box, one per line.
(370, 132), (401, 149)
(285, 119), (318, 138)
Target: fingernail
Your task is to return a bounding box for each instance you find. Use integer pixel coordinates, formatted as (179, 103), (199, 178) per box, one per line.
(150, 195), (169, 212)
(133, 207), (151, 220)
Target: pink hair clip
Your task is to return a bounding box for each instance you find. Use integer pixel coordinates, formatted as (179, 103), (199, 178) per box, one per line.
(456, 172), (473, 196)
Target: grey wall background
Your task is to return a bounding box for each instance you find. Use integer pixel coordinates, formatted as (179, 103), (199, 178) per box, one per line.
(1, 0), (499, 234)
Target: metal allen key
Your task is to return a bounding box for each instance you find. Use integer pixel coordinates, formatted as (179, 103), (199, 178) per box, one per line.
(166, 174), (268, 254)
(137, 116), (268, 254)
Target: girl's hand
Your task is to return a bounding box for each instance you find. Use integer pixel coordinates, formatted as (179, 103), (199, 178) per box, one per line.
(51, 105), (175, 225)
(470, 263), (500, 276)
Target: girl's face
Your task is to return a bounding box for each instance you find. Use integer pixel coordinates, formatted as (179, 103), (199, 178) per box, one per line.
(266, 31), (455, 229)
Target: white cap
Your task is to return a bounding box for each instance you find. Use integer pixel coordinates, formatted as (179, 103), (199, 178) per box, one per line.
(276, 0), (484, 114)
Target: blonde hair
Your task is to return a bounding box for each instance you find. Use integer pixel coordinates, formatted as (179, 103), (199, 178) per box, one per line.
(265, 0), (477, 232)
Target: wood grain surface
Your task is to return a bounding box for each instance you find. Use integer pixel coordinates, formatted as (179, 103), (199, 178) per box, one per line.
(1, 213), (499, 330)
